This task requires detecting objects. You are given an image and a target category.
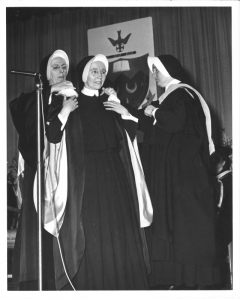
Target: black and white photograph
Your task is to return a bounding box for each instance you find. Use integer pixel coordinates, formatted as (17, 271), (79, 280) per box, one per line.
(4, 1), (240, 299)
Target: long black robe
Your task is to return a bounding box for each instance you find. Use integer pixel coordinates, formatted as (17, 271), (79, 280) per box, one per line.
(46, 92), (150, 290)
(9, 86), (56, 290)
(216, 172), (232, 258)
(124, 86), (221, 286)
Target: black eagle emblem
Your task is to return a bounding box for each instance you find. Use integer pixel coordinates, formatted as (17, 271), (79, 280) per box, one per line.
(108, 30), (132, 52)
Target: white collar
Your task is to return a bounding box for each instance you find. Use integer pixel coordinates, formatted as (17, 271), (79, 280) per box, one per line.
(81, 86), (99, 97)
(165, 79), (181, 91)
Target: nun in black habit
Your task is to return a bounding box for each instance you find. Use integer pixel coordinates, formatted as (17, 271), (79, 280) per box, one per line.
(9, 50), (77, 290)
(45, 54), (152, 290)
(116, 55), (221, 288)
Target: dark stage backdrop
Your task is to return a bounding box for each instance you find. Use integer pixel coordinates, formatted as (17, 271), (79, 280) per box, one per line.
(7, 7), (232, 166)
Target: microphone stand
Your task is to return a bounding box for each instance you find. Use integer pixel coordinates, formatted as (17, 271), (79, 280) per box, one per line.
(36, 74), (43, 291)
(11, 70), (43, 290)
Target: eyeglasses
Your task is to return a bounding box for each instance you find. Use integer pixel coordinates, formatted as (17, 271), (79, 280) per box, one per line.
(89, 68), (107, 77)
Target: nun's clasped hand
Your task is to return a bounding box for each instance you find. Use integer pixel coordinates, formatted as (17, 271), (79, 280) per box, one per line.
(101, 87), (117, 97)
(61, 95), (78, 117)
(144, 105), (156, 117)
(103, 101), (130, 116)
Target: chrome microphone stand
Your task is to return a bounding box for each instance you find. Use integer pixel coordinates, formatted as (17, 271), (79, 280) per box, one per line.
(11, 70), (43, 291)
(36, 74), (43, 291)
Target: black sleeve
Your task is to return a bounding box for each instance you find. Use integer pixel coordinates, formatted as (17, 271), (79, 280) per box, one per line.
(121, 102), (145, 121)
(121, 102), (159, 133)
(154, 89), (186, 133)
(46, 94), (65, 144)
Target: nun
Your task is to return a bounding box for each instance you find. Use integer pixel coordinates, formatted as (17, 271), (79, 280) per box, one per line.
(118, 54), (221, 289)
(45, 54), (152, 290)
(9, 49), (77, 290)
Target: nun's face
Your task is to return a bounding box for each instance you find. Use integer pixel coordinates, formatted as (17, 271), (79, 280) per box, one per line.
(152, 64), (171, 88)
(49, 57), (67, 85)
(85, 61), (107, 90)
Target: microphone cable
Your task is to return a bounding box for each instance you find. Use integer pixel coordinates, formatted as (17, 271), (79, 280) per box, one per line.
(41, 91), (76, 291)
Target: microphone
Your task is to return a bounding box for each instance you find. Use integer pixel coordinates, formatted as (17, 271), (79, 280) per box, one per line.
(11, 70), (41, 77)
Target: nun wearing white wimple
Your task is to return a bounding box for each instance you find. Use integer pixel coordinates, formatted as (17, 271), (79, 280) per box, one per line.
(45, 54), (152, 290)
(34, 50), (79, 240)
(10, 49), (77, 291)
(121, 54), (221, 289)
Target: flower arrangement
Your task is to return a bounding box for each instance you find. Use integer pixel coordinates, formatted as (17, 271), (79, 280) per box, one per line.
(7, 158), (18, 192)
(221, 128), (232, 148)
(7, 157), (22, 209)
(7, 157), (21, 231)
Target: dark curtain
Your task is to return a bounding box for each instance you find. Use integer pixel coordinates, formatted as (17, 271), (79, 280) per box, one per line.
(7, 7), (232, 165)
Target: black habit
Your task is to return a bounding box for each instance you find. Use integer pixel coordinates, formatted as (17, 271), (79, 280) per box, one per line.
(46, 91), (150, 290)
(124, 85), (221, 287)
(9, 86), (56, 290)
